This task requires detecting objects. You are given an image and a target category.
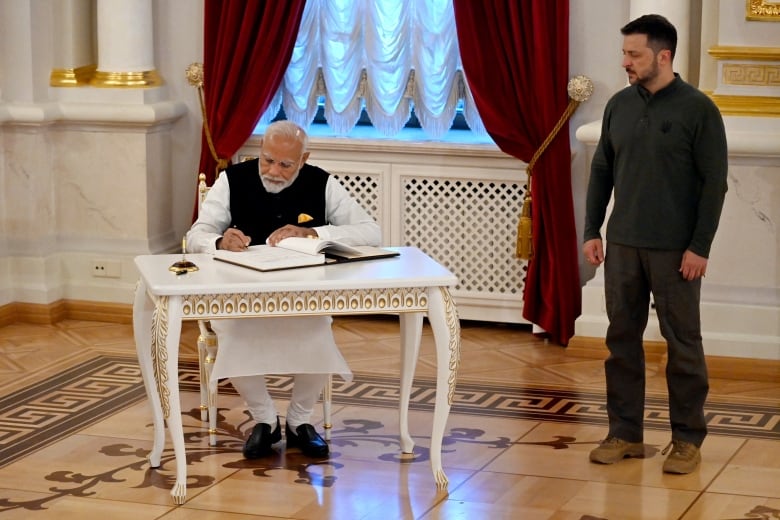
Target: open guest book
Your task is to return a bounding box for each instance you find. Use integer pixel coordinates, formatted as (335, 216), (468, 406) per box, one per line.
(213, 237), (399, 272)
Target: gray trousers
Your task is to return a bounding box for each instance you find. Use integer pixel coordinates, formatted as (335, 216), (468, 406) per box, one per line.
(603, 243), (708, 447)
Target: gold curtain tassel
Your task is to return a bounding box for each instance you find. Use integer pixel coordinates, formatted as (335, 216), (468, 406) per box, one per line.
(516, 196), (533, 260)
(514, 75), (594, 262)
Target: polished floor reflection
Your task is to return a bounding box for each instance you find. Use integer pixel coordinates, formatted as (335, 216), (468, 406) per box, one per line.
(0, 316), (778, 519)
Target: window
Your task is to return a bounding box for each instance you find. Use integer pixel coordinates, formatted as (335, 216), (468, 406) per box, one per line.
(254, 0), (489, 143)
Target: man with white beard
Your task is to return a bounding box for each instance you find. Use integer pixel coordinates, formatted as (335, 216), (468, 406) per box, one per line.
(187, 120), (381, 458)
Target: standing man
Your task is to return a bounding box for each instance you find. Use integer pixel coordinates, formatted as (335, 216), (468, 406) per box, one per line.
(583, 14), (728, 474)
(187, 120), (381, 459)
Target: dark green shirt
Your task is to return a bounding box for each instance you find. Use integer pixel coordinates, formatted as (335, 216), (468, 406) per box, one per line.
(584, 76), (728, 257)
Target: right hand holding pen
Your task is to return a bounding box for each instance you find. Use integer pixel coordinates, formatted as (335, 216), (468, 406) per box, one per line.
(219, 227), (251, 251)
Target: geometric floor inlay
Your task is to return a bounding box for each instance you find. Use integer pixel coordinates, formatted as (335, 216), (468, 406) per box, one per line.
(0, 355), (146, 468)
(0, 349), (778, 519)
(2, 354), (779, 472)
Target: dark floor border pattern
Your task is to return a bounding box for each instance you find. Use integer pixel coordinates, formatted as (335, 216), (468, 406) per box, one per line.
(181, 360), (780, 440)
(0, 356), (147, 468)
(1, 355), (778, 470)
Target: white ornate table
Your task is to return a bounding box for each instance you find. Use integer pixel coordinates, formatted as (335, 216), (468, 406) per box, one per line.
(132, 247), (460, 504)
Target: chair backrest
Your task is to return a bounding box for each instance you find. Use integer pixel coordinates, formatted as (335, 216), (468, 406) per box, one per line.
(197, 173), (209, 215)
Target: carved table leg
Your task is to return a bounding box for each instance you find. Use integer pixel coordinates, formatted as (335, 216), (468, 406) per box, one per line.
(426, 286), (461, 488)
(132, 280), (165, 468)
(398, 312), (423, 454)
(150, 296), (188, 504)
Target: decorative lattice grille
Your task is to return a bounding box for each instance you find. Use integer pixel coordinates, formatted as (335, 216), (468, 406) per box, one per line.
(332, 173), (382, 221)
(402, 177), (528, 294)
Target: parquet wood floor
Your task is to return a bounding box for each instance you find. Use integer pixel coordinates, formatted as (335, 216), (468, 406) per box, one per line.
(0, 316), (778, 519)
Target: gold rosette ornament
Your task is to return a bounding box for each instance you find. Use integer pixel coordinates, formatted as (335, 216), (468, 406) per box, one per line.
(516, 75), (594, 260)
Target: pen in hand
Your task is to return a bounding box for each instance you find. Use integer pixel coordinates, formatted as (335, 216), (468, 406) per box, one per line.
(222, 226), (251, 251)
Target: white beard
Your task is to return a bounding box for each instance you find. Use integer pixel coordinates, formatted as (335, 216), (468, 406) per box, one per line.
(261, 170), (299, 193)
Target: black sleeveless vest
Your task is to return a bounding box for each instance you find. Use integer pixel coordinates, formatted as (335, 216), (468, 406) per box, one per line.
(225, 159), (330, 243)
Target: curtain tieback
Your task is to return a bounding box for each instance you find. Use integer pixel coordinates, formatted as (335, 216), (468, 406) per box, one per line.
(517, 75), (594, 260)
(187, 62), (229, 178)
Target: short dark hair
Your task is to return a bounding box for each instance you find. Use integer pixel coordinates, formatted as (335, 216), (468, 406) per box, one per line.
(621, 14), (677, 60)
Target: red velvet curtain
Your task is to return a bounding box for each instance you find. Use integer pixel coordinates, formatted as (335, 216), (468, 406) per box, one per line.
(197, 0), (306, 185)
(453, 0), (580, 345)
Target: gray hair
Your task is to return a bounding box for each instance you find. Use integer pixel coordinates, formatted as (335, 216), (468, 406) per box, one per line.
(263, 120), (309, 152)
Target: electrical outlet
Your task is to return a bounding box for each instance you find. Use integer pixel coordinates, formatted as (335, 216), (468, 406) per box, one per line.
(92, 259), (121, 278)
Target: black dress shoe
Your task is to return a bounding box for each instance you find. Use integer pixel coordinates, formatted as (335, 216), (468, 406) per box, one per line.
(286, 423), (329, 458)
(243, 417), (281, 459)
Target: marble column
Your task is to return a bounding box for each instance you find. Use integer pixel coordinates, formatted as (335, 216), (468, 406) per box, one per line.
(91, 0), (163, 87)
(629, 0), (691, 81)
(50, 0), (95, 87)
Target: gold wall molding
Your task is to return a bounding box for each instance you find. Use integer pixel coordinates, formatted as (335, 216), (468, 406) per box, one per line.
(746, 0), (780, 21)
(706, 46), (780, 116)
(705, 91), (780, 117)
(708, 45), (780, 61)
(50, 65), (97, 87)
(90, 69), (164, 88)
(722, 63), (780, 86)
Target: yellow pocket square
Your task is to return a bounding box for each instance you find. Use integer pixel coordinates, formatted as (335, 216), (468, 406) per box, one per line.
(297, 213), (314, 224)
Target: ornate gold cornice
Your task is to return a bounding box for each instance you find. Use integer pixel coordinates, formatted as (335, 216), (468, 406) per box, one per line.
(706, 45), (780, 115)
(746, 0), (780, 21)
(50, 65), (97, 87)
(708, 45), (780, 61)
(706, 91), (780, 117)
(90, 69), (164, 88)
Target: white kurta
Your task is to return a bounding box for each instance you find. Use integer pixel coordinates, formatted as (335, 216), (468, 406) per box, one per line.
(187, 162), (382, 386)
(209, 316), (352, 385)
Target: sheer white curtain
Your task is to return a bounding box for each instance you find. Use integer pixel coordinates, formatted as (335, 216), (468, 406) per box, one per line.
(259, 0), (485, 138)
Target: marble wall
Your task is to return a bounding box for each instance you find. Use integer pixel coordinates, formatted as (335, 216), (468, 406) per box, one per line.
(576, 116), (780, 360)
(574, 0), (780, 360)
(0, 0), (777, 358)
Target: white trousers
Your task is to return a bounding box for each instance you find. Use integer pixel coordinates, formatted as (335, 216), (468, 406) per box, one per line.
(210, 316), (350, 430)
(230, 373), (328, 429)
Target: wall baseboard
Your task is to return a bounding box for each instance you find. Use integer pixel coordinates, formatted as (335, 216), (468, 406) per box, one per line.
(567, 335), (668, 363)
(568, 335), (780, 384)
(2, 302), (776, 383)
(0, 300), (132, 327)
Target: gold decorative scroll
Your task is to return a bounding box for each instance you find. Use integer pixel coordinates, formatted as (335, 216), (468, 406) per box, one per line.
(180, 288), (430, 318)
(746, 0), (780, 21)
(439, 287), (461, 405)
(151, 296), (171, 418)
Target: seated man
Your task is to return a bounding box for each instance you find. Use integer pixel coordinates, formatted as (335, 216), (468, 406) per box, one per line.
(186, 120), (381, 458)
